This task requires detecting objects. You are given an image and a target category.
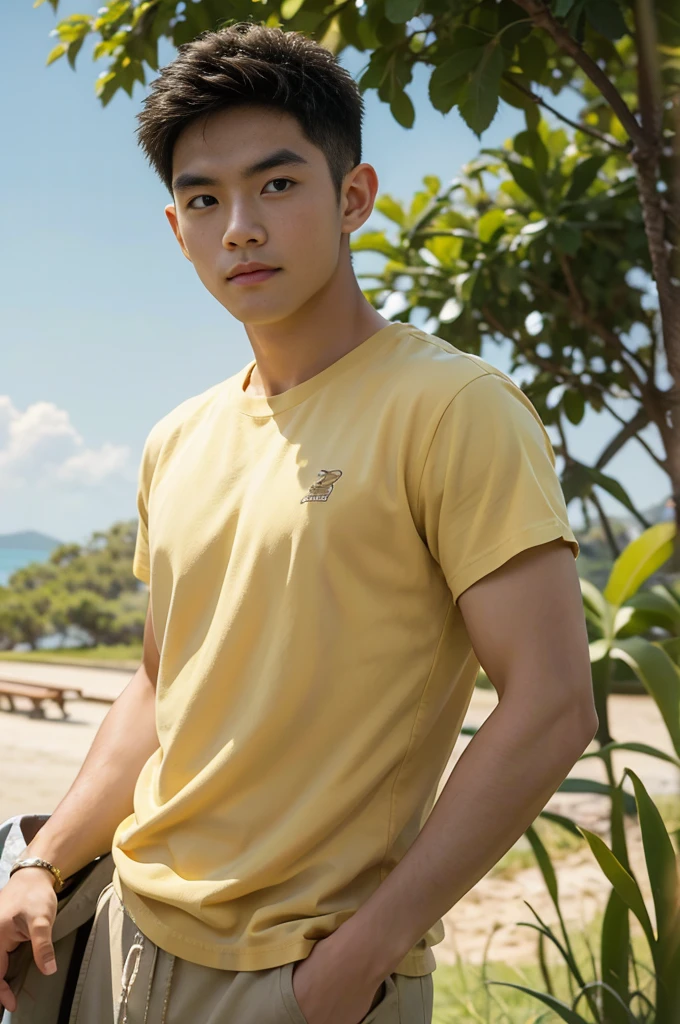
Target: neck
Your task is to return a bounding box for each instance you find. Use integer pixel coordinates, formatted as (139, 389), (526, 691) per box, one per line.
(243, 249), (389, 398)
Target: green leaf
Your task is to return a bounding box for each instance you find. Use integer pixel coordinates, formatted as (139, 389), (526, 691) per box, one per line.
(580, 577), (607, 625)
(563, 389), (585, 424)
(506, 158), (545, 207)
(554, 0), (576, 15)
(384, 0), (419, 25)
(660, 636), (680, 666)
(390, 89), (415, 128)
(623, 589), (680, 631)
(46, 43), (67, 66)
(526, 824), (559, 903)
(580, 741), (680, 771)
(610, 637), (680, 758)
(625, 769), (678, 945)
(351, 231), (402, 259)
(374, 194), (405, 226)
(604, 522), (676, 607)
(600, 889), (631, 1024)
(359, 49), (390, 91)
(517, 33), (547, 82)
(428, 49), (485, 113)
(561, 462), (640, 521)
(553, 223), (581, 254)
(538, 810), (584, 839)
(559, 778), (636, 813)
(565, 154), (607, 201)
(280, 0), (305, 19)
(580, 827), (656, 951)
(459, 42), (504, 136)
(586, 0), (628, 40)
(514, 129), (549, 175)
(477, 209), (505, 243)
(589, 638), (609, 662)
(67, 37), (84, 70)
(488, 983), (589, 1023)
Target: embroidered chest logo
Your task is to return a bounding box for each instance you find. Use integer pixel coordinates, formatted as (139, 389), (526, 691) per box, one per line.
(301, 469), (343, 503)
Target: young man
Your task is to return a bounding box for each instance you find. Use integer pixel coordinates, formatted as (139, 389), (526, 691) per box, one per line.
(0, 23), (597, 1024)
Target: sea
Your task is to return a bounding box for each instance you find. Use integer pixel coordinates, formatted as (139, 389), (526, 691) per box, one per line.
(0, 548), (52, 588)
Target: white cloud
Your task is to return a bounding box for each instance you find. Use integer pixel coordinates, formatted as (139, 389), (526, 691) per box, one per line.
(0, 396), (130, 489)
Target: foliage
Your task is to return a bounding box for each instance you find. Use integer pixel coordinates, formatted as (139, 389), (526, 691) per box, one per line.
(0, 520), (146, 650)
(36, 0), (680, 547)
(518, 526), (680, 1022)
(354, 122), (667, 541)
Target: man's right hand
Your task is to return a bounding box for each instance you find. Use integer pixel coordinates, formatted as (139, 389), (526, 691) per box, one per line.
(0, 868), (58, 1014)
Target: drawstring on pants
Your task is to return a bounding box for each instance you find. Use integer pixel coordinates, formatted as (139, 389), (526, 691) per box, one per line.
(117, 931), (145, 1024)
(116, 926), (175, 1024)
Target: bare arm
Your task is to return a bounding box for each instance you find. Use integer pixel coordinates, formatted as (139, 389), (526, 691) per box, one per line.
(290, 540), (598, 1023)
(22, 598), (161, 881)
(0, 598), (161, 1009)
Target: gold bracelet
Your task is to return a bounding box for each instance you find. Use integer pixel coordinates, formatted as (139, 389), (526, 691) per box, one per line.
(9, 858), (66, 893)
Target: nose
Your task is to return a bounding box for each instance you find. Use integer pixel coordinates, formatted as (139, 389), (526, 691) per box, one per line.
(222, 202), (266, 251)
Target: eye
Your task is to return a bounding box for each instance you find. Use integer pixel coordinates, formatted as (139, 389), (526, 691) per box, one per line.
(187, 195), (217, 210)
(262, 178), (294, 194)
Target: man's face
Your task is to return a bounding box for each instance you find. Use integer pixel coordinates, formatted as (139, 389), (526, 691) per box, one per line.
(166, 106), (350, 326)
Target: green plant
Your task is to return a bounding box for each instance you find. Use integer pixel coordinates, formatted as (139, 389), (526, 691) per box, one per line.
(491, 771), (680, 1023)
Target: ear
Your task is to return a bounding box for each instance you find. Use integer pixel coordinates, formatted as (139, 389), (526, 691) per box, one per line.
(339, 163), (379, 236)
(165, 203), (192, 262)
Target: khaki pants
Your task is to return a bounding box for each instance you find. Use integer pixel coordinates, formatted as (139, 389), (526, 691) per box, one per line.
(68, 882), (434, 1024)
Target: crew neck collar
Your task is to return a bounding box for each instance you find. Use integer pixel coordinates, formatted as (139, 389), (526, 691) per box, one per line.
(231, 321), (407, 417)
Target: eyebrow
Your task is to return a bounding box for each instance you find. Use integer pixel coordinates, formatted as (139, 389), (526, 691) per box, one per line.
(172, 148), (309, 193)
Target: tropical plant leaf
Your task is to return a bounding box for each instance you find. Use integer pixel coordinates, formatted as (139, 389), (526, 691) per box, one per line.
(580, 741), (680, 771)
(580, 578), (608, 628)
(580, 827), (656, 951)
(559, 778), (636, 813)
(623, 590), (680, 631)
(488, 983), (589, 1023)
(625, 769), (678, 945)
(526, 824), (558, 903)
(604, 523), (676, 607)
(600, 889), (631, 1023)
(610, 637), (680, 758)
(538, 810), (584, 838)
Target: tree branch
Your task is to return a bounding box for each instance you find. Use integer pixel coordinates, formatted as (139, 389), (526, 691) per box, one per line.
(594, 408), (649, 469)
(524, 271), (652, 398)
(588, 488), (621, 559)
(511, 0), (646, 148)
(502, 74), (629, 152)
(600, 398), (668, 470)
(633, 0), (664, 142)
(479, 305), (605, 394)
(629, 3), (680, 392)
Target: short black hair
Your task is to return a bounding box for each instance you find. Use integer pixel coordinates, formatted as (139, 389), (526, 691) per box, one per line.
(136, 23), (364, 197)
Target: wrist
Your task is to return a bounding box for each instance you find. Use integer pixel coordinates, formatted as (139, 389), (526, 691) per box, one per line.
(9, 865), (60, 891)
(10, 858), (65, 893)
(327, 911), (407, 985)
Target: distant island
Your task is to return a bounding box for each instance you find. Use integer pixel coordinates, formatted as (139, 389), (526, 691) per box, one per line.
(0, 530), (62, 551)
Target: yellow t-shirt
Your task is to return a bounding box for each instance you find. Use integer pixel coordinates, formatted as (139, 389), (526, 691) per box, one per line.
(111, 322), (579, 975)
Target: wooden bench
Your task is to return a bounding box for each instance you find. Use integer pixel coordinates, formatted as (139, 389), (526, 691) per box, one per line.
(0, 679), (83, 719)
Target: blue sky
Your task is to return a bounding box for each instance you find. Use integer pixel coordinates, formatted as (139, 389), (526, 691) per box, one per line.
(0, 1), (669, 543)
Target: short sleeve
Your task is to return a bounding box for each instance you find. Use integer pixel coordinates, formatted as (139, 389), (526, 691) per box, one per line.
(417, 371), (579, 604)
(132, 427), (163, 585)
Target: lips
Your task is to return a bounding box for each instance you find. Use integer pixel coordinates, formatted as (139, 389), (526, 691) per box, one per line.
(229, 268), (280, 284)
